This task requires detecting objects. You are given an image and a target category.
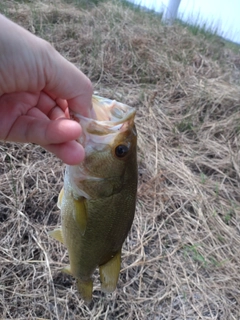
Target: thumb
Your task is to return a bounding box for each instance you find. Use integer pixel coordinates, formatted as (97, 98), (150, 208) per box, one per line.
(6, 116), (82, 146)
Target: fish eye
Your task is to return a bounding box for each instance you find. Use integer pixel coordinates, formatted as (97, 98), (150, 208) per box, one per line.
(115, 145), (129, 158)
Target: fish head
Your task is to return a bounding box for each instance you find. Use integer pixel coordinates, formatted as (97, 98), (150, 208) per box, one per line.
(68, 96), (137, 199)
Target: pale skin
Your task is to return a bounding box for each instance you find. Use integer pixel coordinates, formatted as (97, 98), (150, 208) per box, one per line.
(0, 14), (93, 165)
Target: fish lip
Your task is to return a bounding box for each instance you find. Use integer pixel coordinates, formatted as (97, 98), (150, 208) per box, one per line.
(70, 95), (136, 128)
(70, 95), (136, 141)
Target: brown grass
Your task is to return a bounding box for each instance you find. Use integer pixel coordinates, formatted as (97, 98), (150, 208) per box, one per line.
(1, 0), (240, 319)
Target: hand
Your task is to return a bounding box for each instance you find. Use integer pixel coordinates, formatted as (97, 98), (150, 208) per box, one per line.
(0, 14), (93, 165)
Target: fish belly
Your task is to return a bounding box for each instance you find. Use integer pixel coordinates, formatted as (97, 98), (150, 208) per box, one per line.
(61, 185), (136, 279)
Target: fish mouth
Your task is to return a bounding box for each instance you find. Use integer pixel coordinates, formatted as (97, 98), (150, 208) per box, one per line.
(91, 95), (136, 124)
(71, 95), (135, 128)
(70, 95), (136, 144)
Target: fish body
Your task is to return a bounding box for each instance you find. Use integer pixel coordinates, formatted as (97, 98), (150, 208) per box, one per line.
(49, 95), (137, 301)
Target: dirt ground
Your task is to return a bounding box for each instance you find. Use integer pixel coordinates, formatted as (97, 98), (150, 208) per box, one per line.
(1, 1), (240, 319)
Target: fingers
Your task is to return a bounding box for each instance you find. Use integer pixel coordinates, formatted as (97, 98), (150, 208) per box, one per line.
(42, 140), (85, 165)
(35, 92), (67, 119)
(0, 91), (85, 165)
(43, 42), (93, 118)
(25, 92), (68, 120)
(47, 105), (67, 120)
(5, 115), (82, 146)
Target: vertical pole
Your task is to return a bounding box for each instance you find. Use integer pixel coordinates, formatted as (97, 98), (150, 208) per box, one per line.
(162, 0), (181, 25)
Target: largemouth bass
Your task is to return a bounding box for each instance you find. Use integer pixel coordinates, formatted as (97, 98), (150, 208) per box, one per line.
(49, 95), (137, 302)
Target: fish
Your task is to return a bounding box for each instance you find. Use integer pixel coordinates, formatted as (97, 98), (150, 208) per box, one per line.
(49, 95), (138, 302)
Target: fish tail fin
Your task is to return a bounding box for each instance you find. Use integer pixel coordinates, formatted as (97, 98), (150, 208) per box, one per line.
(76, 278), (93, 303)
(99, 250), (121, 293)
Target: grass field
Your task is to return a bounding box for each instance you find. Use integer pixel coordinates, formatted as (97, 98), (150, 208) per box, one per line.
(1, 0), (240, 319)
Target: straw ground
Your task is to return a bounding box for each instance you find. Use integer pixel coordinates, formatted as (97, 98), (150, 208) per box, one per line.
(1, 0), (240, 319)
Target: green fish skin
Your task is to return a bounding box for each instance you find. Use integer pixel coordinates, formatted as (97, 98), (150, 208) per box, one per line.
(49, 95), (138, 302)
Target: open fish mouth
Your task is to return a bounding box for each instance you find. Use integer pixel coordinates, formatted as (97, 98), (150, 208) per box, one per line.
(91, 95), (136, 123)
(70, 95), (136, 144)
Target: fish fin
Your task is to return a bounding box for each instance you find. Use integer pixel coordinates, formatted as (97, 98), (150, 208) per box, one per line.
(57, 188), (64, 209)
(73, 198), (87, 235)
(62, 265), (72, 275)
(48, 228), (64, 244)
(76, 278), (93, 303)
(62, 267), (93, 303)
(99, 250), (121, 293)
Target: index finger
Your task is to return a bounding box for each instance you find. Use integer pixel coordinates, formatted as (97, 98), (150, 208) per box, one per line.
(43, 42), (93, 118)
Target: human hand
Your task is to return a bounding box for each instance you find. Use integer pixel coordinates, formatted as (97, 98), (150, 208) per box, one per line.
(0, 14), (93, 165)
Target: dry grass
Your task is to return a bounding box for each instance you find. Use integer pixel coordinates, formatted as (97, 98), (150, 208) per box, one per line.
(1, 0), (240, 319)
